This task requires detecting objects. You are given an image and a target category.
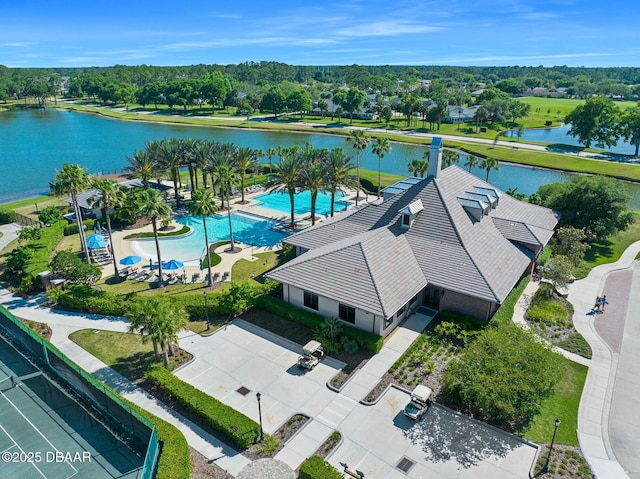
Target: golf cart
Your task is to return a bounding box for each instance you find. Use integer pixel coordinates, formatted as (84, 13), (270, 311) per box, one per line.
(297, 340), (325, 371)
(403, 385), (432, 420)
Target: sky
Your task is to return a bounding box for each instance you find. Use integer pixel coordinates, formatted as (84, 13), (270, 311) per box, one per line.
(2, 0), (639, 68)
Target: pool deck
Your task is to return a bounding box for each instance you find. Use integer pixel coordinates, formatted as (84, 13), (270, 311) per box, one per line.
(105, 184), (364, 283)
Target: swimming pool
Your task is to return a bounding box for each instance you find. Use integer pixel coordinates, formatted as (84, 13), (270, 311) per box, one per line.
(254, 190), (349, 216)
(130, 211), (288, 263)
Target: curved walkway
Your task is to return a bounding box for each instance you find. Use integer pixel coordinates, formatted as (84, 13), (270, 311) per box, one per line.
(566, 240), (640, 479)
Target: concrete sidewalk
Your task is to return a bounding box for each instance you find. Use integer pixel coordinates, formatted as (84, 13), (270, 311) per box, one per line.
(0, 223), (20, 251)
(566, 240), (640, 479)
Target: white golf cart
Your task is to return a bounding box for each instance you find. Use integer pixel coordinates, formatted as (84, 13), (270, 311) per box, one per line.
(403, 385), (433, 420)
(297, 340), (325, 371)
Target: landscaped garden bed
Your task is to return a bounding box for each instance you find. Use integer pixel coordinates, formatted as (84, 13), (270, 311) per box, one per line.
(364, 312), (483, 403)
(243, 413), (310, 460)
(525, 282), (592, 359)
(532, 444), (593, 479)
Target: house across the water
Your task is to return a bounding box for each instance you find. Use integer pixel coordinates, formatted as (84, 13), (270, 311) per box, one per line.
(267, 138), (557, 337)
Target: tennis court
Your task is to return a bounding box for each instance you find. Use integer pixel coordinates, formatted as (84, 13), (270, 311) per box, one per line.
(0, 332), (146, 479)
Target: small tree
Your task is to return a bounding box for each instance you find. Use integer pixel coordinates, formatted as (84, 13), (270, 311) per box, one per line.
(550, 227), (590, 266)
(218, 283), (256, 316)
(543, 255), (575, 293)
(38, 206), (63, 225)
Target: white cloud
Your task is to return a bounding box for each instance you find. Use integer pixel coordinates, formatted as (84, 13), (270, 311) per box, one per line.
(335, 20), (441, 37)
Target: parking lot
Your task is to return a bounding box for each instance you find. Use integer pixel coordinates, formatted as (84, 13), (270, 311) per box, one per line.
(176, 319), (538, 478)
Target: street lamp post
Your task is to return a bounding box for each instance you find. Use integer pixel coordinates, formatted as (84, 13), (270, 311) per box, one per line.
(203, 290), (209, 329)
(256, 392), (264, 442)
(542, 418), (561, 473)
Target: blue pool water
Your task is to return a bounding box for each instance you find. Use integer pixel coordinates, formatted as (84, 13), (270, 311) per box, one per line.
(131, 211), (287, 263)
(254, 190), (349, 216)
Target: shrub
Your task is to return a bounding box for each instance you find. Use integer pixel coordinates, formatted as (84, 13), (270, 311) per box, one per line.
(19, 220), (66, 292)
(298, 456), (344, 479)
(38, 206), (64, 225)
(255, 295), (383, 353)
(556, 332), (592, 359)
(0, 209), (17, 224)
(257, 434), (279, 456)
(63, 219), (95, 236)
(55, 285), (133, 316)
(50, 250), (102, 286)
(145, 365), (260, 450)
(490, 275), (530, 325)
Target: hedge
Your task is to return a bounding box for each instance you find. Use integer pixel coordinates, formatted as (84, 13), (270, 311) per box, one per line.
(55, 285), (134, 316)
(490, 275), (530, 325)
(20, 220), (67, 292)
(63, 219), (95, 236)
(298, 456), (343, 479)
(254, 296), (384, 353)
(145, 365), (260, 450)
(0, 209), (17, 224)
(129, 405), (191, 479)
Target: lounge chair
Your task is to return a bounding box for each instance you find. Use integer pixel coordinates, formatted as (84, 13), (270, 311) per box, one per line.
(191, 273), (200, 283)
(222, 271), (230, 280)
(138, 270), (152, 282)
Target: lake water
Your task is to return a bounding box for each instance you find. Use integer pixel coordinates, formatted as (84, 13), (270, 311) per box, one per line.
(1, 109), (639, 209)
(505, 123), (638, 157)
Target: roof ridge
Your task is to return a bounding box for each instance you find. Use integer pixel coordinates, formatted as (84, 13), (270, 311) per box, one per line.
(434, 178), (500, 303)
(358, 235), (387, 318)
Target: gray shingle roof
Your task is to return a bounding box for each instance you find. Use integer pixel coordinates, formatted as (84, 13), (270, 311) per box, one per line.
(271, 166), (557, 307)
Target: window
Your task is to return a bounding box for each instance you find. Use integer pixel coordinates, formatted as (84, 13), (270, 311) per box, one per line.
(384, 316), (393, 328)
(303, 291), (318, 310)
(402, 214), (411, 226)
(396, 304), (406, 318)
(338, 304), (356, 324)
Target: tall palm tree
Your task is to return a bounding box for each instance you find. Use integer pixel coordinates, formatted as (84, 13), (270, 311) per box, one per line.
(214, 163), (239, 251)
(442, 149), (460, 168)
(346, 130), (370, 206)
(135, 188), (172, 288)
(301, 162), (324, 226)
(235, 146), (258, 203)
(194, 140), (215, 190)
(324, 148), (356, 217)
(266, 147), (278, 175)
(480, 157), (500, 182)
(267, 155), (301, 230)
(152, 138), (182, 204)
(372, 137), (391, 198)
(465, 154), (480, 173)
(89, 179), (126, 278)
(123, 149), (157, 189)
(190, 188), (219, 286)
(52, 164), (92, 262)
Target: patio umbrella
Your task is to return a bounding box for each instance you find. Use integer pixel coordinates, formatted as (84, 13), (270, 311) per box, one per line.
(119, 255), (141, 266)
(162, 259), (184, 270)
(87, 236), (108, 249)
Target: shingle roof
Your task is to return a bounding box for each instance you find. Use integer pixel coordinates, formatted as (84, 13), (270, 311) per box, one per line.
(271, 166), (557, 307)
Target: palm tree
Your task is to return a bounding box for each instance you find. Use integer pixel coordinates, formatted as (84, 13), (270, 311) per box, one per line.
(235, 146), (258, 203)
(480, 157), (500, 182)
(266, 147), (277, 175)
(372, 137), (391, 198)
(301, 162), (324, 226)
(52, 164), (92, 262)
(155, 305), (188, 366)
(135, 188), (172, 288)
(214, 163), (239, 251)
(267, 155), (301, 230)
(346, 130), (370, 206)
(465, 154), (480, 173)
(408, 159), (429, 177)
(194, 140), (216, 190)
(89, 179), (126, 278)
(123, 149), (157, 189)
(324, 148), (356, 217)
(151, 138), (182, 204)
(442, 149), (460, 168)
(190, 188), (219, 287)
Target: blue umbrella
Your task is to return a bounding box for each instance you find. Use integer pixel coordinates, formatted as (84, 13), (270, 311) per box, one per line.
(162, 259), (184, 270)
(119, 255), (142, 266)
(87, 236), (108, 249)
(88, 233), (105, 240)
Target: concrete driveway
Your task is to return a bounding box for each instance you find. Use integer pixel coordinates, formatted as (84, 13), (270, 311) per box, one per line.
(175, 319), (344, 433)
(327, 386), (538, 479)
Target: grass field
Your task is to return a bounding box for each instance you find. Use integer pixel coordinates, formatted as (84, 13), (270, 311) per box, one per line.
(523, 358), (587, 446)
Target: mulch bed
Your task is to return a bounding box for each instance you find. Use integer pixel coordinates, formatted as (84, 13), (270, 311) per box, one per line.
(243, 413), (310, 460)
(18, 317), (52, 341)
(190, 448), (230, 479)
(532, 444), (593, 479)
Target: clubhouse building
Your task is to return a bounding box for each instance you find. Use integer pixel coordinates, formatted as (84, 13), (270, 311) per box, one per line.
(267, 138), (558, 337)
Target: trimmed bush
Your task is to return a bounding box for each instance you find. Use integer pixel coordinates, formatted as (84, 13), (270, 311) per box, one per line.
(20, 220), (67, 292)
(0, 209), (17, 224)
(255, 295), (384, 353)
(63, 219), (95, 236)
(298, 456), (343, 479)
(55, 285), (134, 316)
(145, 365), (260, 450)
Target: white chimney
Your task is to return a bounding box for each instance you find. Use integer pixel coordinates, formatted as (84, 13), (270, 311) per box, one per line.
(427, 137), (443, 179)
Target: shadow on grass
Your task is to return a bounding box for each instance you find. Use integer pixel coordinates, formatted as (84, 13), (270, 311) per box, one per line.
(111, 351), (156, 382)
(583, 239), (614, 263)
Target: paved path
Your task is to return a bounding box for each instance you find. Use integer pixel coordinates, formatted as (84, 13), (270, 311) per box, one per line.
(0, 223), (20, 251)
(566, 240), (640, 479)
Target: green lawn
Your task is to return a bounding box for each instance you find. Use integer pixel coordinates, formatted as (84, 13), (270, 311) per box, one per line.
(69, 329), (154, 380)
(523, 358), (587, 446)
